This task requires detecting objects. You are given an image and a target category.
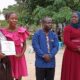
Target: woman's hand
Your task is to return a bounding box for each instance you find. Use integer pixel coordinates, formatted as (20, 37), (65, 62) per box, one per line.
(77, 46), (80, 52)
(0, 53), (5, 59)
(15, 53), (23, 58)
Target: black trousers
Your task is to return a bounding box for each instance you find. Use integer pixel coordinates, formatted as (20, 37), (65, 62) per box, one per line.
(36, 67), (55, 80)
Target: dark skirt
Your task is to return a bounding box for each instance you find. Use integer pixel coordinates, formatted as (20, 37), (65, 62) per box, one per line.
(0, 57), (13, 80)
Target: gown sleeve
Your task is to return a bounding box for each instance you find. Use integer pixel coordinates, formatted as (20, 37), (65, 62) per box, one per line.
(63, 26), (78, 52)
(18, 27), (30, 42)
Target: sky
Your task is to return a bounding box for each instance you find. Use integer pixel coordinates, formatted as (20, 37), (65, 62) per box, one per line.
(0, 0), (16, 11)
(0, 0), (16, 20)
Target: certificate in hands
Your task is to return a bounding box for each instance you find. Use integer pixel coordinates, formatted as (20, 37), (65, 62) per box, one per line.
(1, 41), (16, 55)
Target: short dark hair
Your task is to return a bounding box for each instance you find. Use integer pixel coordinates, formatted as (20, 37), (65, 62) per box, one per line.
(42, 16), (53, 23)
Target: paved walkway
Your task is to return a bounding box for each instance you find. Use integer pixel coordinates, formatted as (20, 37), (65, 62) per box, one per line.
(22, 45), (64, 80)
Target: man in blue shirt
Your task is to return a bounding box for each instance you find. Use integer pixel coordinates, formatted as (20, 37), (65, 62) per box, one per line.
(32, 17), (59, 80)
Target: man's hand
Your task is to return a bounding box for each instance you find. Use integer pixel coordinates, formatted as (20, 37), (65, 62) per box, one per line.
(43, 54), (51, 62)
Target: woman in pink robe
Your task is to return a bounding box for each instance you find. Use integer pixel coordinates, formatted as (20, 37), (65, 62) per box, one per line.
(2, 12), (29, 80)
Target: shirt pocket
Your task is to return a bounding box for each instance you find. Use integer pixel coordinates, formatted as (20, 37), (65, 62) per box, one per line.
(49, 39), (55, 48)
(49, 39), (54, 43)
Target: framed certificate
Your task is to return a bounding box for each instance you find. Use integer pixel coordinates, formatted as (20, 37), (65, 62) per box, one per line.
(0, 41), (16, 55)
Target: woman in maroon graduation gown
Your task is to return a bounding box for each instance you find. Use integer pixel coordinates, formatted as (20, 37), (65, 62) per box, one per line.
(61, 11), (80, 80)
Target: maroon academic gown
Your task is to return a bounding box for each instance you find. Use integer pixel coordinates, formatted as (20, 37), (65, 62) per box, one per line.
(61, 25), (80, 80)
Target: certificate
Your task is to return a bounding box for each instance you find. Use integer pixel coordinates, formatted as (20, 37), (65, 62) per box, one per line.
(0, 41), (16, 55)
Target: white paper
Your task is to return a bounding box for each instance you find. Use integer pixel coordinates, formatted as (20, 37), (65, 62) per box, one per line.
(1, 41), (16, 55)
